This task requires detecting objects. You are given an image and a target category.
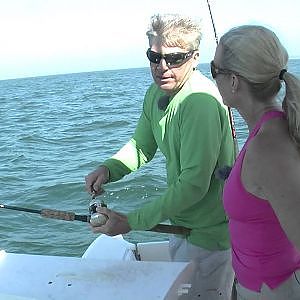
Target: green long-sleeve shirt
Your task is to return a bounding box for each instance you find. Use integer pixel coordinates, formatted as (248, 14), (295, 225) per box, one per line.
(103, 71), (234, 250)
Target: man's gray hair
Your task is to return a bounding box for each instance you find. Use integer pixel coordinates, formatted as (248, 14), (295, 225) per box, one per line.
(146, 13), (202, 51)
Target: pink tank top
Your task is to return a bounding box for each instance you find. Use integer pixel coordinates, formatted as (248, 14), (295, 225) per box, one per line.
(223, 110), (300, 292)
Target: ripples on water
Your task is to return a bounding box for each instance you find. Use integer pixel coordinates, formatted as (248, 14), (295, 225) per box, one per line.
(0, 60), (299, 256)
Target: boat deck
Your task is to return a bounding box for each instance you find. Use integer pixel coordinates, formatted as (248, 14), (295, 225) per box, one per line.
(0, 250), (189, 300)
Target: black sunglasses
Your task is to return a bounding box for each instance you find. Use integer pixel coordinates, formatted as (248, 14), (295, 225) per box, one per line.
(210, 60), (232, 79)
(146, 48), (194, 67)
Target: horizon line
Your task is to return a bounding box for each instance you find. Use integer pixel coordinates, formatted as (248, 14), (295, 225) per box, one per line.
(1, 57), (300, 82)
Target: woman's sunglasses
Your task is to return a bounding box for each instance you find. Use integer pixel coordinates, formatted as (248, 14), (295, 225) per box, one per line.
(210, 60), (232, 79)
(146, 48), (194, 67)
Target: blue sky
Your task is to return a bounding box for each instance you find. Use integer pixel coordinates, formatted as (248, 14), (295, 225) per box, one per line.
(0, 0), (299, 80)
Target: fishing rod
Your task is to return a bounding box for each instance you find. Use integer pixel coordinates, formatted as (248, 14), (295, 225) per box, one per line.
(206, 0), (219, 45)
(0, 204), (191, 236)
(206, 0), (239, 159)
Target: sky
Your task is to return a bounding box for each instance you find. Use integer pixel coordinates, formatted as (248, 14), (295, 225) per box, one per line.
(0, 0), (299, 80)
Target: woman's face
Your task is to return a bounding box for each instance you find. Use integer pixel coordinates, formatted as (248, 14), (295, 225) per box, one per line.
(212, 44), (236, 107)
(148, 42), (199, 95)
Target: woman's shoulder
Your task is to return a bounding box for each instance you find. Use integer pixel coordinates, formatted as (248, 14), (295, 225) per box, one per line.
(244, 117), (300, 189)
(242, 119), (300, 203)
(252, 117), (294, 158)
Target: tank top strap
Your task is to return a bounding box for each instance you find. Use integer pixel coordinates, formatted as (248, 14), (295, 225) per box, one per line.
(249, 110), (285, 139)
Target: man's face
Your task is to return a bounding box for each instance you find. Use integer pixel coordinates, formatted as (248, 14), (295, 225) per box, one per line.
(148, 42), (198, 95)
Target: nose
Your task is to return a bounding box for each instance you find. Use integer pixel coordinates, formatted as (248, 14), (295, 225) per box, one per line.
(158, 58), (169, 70)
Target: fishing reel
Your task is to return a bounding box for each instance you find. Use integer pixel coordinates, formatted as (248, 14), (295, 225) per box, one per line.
(89, 201), (108, 226)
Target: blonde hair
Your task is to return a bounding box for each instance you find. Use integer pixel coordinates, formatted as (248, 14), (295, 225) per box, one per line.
(219, 25), (300, 147)
(146, 13), (202, 51)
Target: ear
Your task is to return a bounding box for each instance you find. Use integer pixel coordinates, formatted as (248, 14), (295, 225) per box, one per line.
(192, 51), (200, 68)
(193, 51), (200, 60)
(231, 74), (239, 93)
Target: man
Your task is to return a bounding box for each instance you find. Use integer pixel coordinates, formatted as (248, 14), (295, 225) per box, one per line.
(85, 13), (235, 299)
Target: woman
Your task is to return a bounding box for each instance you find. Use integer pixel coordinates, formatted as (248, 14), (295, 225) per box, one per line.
(212, 25), (300, 299)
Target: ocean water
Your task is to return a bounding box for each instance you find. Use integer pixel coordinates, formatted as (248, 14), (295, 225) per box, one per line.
(0, 60), (299, 257)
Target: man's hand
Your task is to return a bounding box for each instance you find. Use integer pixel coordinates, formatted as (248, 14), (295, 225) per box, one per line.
(90, 207), (131, 236)
(85, 166), (110, 197)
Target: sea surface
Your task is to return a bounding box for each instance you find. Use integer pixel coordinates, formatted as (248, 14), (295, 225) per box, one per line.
(0, 60), (299, 257)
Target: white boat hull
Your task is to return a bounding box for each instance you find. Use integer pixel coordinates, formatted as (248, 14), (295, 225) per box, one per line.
(0, 235), (193, 300)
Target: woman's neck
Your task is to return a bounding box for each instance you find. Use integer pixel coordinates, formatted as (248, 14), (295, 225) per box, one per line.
(238, 100), (282, 132)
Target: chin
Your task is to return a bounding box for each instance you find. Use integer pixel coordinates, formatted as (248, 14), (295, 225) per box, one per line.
(159, 86), (175, 94)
